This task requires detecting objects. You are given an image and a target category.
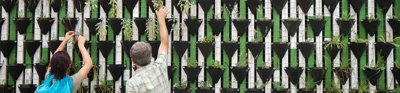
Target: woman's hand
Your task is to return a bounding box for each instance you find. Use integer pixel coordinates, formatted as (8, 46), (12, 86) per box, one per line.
(64, 31), (75, 41)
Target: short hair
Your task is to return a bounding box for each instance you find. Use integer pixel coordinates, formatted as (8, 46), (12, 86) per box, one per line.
(130, 42), (152, 66)
(50, 51), (71, 79)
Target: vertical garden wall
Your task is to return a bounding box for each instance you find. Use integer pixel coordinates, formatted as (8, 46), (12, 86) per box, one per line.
(0, 0), (400, 93)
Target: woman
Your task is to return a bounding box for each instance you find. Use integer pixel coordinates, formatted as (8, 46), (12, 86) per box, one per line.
(36, 31), (93, 93)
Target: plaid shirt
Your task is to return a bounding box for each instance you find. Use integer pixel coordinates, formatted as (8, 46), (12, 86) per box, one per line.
(126, 52), (170, 93)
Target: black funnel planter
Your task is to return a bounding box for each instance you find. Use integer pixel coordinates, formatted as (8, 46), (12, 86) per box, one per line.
(272, 42), (289, 60)
(147, 0), (156, 13)
(7, 64), (25, 80)
(0, 40), (17, 58)
(172, 41), (190, 60)
(51, 0), (61, 12)
(349, 42), (367, 60)
(391, 67), (400, 83)
(0, 85), (14, 93)
(134, 18), (148, 35)
(108, 64), (125, 81)
(172, 0), (183, 14)
(246, 42), (265, 58)
(184, 19), (203, 36)
(61, 18), (78, 31)
(270, 0), (288, 14)
(245, 88), (265, 93)
(207, 67), (224, 85)
(284, 67), (304, 85)
(120, 85), (125, 93)
(298, 89), (315, 93)
(197, 42), (215, 57)
(297, 0), (314, 14)
(221, 88), (239, 93)
(297, 42), (315, 60)
(24, 40), (41, 57)
(3, 0), (17, 13)
(363, 67), (383, 86)
(97, 41), (115, 57)
(24, 0), (39, 12)
(148, 41), (160, 58)
(231, 67), (249, 83)
(166, 18), (177, 34)
(34, 63), (48, 81)
(283, 19), (302, 37)
(37, 18), (54, 35)
(308, 19), (326, 36)
(361, 19), (380, 36)
(73, 0), (85, 12)
(14, 18), (31, 34)
(256, 67), (274, 83)
(174, 88), (191, 93)
(85, 18), (102, 36)
(323, 0), (340, 13)
(375, 42), (393, 61)
(222, 0), (239, 13)
(99, 0), (111, 13)
(209, 19), (226, 35)
(255, 19), (273, 37)
(325, 45), (341, 61)
(168, 66), (176, 80)
(247, 0), (263, 14)
(18, 84), (37, 93)
(221, 42), (239, 58)
(183, 66), (202, 83)
(349, 0), (365, 14)
(309, 67), (325, 85)
(336, 19), (355, 36)
(232, 19), (250, 37)
(333, 67), (352, 85)
(108, 18), (123, 35)
(197, 88), (214, 93)
(48, 40), (62, 53)
(122, 40), (137, 55)
(388, 19), (400, 37)
(377, 0), (394, 14)
(123, 0), (139, 14)
(198, 0), (214, 12)
(0, 18), (5, 28)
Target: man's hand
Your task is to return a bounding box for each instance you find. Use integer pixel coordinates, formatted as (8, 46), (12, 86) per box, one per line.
(156, 7), (168, 20)
(77, 36), (86, 46)
(64, 31), (75, 41)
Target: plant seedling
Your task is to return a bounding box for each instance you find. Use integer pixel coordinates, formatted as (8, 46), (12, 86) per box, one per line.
(146, 18), (159, 41)
(122, 18), (133, 41)
(96, 21), (108, 40)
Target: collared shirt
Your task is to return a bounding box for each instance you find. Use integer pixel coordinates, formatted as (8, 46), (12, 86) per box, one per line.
(126, 52), (170, 93)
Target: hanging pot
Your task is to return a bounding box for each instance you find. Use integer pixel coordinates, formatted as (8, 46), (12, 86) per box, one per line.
(0, 85), (14, 93)
(246, 0), (263, 14)
(232, 19), (250, 37)
(0, 18), (5, 28)
(18, 84), (37, 93)
(7, 64), (25, 81)
(2, 0), (17, 13)
(24, 40), (41, 58)
(245, 88), (265, 93)
(361, 19), (380, 36)
(363, 67), (383, 86)
(283, 19), (302, 37)
(323, 0), (340, 13)
(388, 19), (400, 37)
(231, 67), (249, 83)
(297, 0), (314, 14)
(284, 67), (304, 85)
(51, 0), (61, 12)
(97, 41), (115, 57)
(197, 42), (215, 57)
(108, 18), (123, 35)
(222, 0), (239, 13)
(256, 67), (274, 83)
(121, 40), (137, 55)
(99, 0), (111, 13)
(183, 66), (202, 83)
(85, 18), (102, 36)
(184, 18), (203, 36)
(0, 40), (17, 58)
(246, 42), (265, 58)
(209, 19), (226, 36)
(255, 19), (273, 37)
(376, 0), (394, 14)
(166, 18), (177, 34)
(349, 42), (367, 60)
(221, 41), (239, 58)
(272, 42), (289, 60)
(134, 18), (148, 35)
(123, 0), (139, 14)
(34, 63), (48, 81)
(375, 42), (394, 61)
(148, 41), (160, 58)
(391, 67), (400, 83)
(336, 19), (355, 36)
(168, 66), (176, 80)
(308, 18), (326, 36)
(61, 18), (78, 31)
(172, 41), (190, 60)
(206, 66), (224, 85)
(297, 42), (315, 60)
(325, 44), (341, 61)
(14, 18), (32, 34)
(108, 64), (125, 81)
(198, 0), (214, 12)
(196, 88), (214, 93)
(349, 0), (365, 14)
(72, 0), (85, 12)
(333, 67), (352, 85)
(308, 67), (325, 85)
(270, 0), (288, 14)
(37, 18), (55, 35)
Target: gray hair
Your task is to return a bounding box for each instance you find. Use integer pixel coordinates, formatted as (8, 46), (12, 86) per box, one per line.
(130, 42), (152, 66)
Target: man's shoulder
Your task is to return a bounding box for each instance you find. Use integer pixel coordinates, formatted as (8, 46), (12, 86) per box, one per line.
(127, 77), (144, 86)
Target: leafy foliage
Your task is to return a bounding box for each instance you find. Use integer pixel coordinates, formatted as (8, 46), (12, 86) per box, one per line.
(152, 0), (164, 10)
(178, 0), (192, 16)
(96, 21), (108, 40)
(198, 81), (212, 90)
(210, 60), (224, 70)
(325, 36), (344, 49)
(109, 0), (118, 17)
(272, 82), (285, 91)
(174, 81), (188, 89)
(146, 18), (159, 41)
(200, 34), (214, 44)
(122, 18), (133, 40)
(236, 51), (248, 68)
(185, 57), (197, 68)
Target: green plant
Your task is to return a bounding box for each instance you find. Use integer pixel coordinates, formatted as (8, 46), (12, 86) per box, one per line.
(210, 60), (224, 70)
(174, 81), (188, 89)
(236, 51), (248, 68)
(152, 0), (164, 11)
(122, 18), (133, 40)
(352, 38), (369, 43)
(76, 86), (88, 93)
(85, 0), (98, 11)
(303, 79), (315, 91)
(286, 17), (299, 21)
(255, 83), (265, 89)
(350, 84), (369, 93)
(395, 60), (400, 68)
(178, 0), (192, 16)
(325, 36), (344, 49)
(198, 81), (212, 90)
(339, 58), (351, 69)
(146, 18), (159, 41)
(96, 80), (114, 93)
(200, 34), (214, 43)
(109, 0), (117, 17)
(272, 82), (286, 91)
(96, 21), (108, 40)
(339, 13), (354, 21)
(366, 15), (379, 22)
(185, 57), (197, 68)
(254, 30), (263, 43)
(325, 83), (343, 93)
(391, 15), (400, 20)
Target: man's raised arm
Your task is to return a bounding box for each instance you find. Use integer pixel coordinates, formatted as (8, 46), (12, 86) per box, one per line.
(157, 7), (169, 54)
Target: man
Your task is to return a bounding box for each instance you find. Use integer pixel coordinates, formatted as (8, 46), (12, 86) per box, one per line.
(126, 7), (170, 93)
